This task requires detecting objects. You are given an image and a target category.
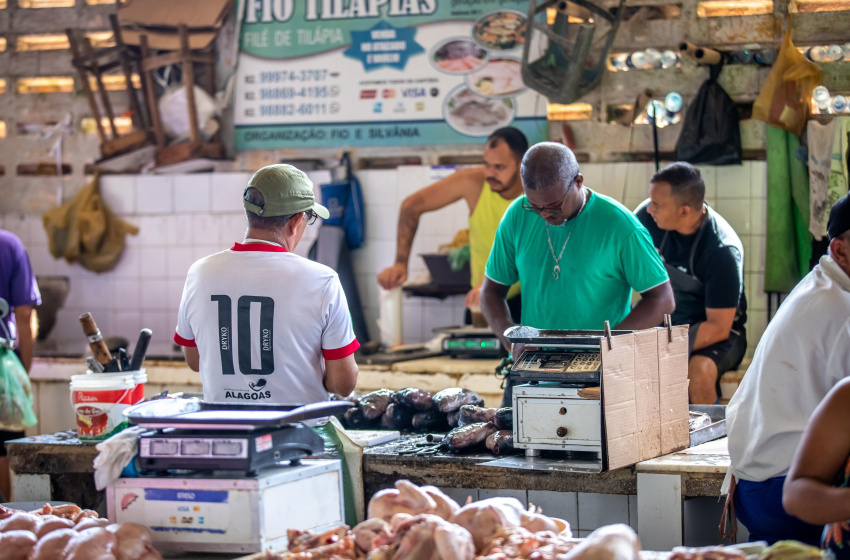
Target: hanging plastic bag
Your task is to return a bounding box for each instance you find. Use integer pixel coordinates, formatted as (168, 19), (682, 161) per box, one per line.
(675, 63), (742, 165)
(752, 26), (822, 137)
(0, 347), (37, 430)
(321, 153), (366, 250)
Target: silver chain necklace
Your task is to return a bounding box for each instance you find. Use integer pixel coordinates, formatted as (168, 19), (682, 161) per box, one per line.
(545, 187), (587, 280)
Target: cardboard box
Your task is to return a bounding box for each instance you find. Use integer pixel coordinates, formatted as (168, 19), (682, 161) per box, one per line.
(118, 0), (231, 50)
(600, 326), (689, 470)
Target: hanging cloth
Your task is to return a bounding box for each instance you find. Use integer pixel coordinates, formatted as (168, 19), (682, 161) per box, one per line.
(42, 174), (139, 273)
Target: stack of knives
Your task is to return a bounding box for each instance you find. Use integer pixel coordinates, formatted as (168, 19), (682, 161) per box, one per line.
(79, 312), (152, 373)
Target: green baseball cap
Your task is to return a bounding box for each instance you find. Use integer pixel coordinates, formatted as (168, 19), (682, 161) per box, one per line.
(243, 164), (329, 219)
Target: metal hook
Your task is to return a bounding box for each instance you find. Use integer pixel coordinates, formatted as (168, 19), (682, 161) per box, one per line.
(604, 320), (612, 350)
(664, 314), (673, 342)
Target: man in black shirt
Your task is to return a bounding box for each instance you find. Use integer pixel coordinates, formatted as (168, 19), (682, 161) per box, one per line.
(636, 162), (747, 404)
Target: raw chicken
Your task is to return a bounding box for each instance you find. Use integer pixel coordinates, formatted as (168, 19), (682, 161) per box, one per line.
(0, 512), (39, 534)
(30, 504), (81, 520)
(0, 504), (14, 520)
(351, 518), (389, 552)
(75, 518), (111, 532)
(389, 514), (474, 560)
(107, 523), (161, 560)
(420, 486), (461, 520)
(451, 497), (525, 550)
(478, 526), (579, 560)
(670, 546), (747, 560)
(442, 422), (498, 451)
(61, 527), (118, 560)
(563, 523), (640, 560)
(35, 515), (75, 538)
(520, 510), (563, 535)
(0, 530), (37, 560)
(368, 480), (436, 521)
(287, 526), (349, 553)
(27, 528), (76, 560)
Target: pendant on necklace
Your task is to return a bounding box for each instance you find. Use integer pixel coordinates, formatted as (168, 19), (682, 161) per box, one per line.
(553, 264), (560, 279)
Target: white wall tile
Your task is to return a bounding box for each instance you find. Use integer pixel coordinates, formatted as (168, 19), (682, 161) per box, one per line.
(140, 279), (170, 310)
(136, 216), (170, 247)
(219, 214), (247, 245)
(577, 493), (629, 530)
(136, 176), (174, 214)
(716, 164), (750, 199)
(166, 215), (193, 243)
(142, 309), (175, 347)
(211, 173), (250, 213)
(173, 174), (212, 214)
(109, 244), (141, 278)
(528, 490), (578, 529)
(109, 278), (140, 309)
(696, 166), (717, 203)
(628, 495), (638, 531)
(714, 199), (750, 235)
(440, 488), (478, 505)
(29, 245), (58, 276)
(112, 309), (142, 336)
(478, 489), (528, 505)
(139, 247), (168, 279)
(579, 164), (604, 194)
(166, 247), (197, 279)
(750, 197), (766, 235)
(100, 175), (137, 215)
(26, 216), (48, 247)
(190, 214), (218, 246)
(750, 162), (767, 199)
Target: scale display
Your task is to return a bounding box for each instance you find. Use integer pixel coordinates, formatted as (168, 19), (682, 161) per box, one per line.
(510, 351), (602, 384)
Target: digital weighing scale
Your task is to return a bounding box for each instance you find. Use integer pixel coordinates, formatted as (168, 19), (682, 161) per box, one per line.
(109, 399), (353, 553)
(439, 326), (505, 359)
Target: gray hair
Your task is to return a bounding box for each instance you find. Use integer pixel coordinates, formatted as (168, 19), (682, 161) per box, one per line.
(520, 142), (580, 191)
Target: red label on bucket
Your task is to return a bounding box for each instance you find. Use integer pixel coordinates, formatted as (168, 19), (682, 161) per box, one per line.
(72, 386), (135, 439)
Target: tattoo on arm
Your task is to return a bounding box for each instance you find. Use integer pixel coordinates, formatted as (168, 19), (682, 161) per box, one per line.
(395, 207), (419, 265)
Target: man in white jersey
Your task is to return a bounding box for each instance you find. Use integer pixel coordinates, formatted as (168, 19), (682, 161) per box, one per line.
(174, 164), (360, 404)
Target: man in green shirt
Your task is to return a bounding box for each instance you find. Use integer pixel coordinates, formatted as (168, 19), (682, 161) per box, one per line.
(482, 143), (675, 405)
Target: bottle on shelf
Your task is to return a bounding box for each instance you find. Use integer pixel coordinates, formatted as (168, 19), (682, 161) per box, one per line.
(833, 95), (847, 114)
(812, 86), (831, 113)
(826, 45), (844, 62)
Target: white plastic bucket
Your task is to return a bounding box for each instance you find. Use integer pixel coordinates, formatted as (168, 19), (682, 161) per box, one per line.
(130, 369), (147, 404)
(70, 373), (136, 440)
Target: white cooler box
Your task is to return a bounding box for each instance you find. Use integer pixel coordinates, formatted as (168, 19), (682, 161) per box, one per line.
(106, 459), (343, 554)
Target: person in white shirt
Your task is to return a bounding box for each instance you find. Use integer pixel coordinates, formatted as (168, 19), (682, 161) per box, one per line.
(174, 164), (360, 404)
(725, 193), (850, 545)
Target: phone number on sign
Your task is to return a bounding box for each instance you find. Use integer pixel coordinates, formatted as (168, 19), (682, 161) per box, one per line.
(259, 70), (329, 83)
(259, 87), (330, 100)
(259, 103), (328, 116)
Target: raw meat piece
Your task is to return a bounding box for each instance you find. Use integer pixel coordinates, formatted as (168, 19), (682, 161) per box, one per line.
(35, 515), (74, 537)
(494, 407), (513, 430)
(442, 422), (498, 451)
(563, 523), (640, 560)
(447, 410), (461, 428)
(358, 389), (394, 420)
(107, 523), (160, 560)
(411, 409), (447, 432)
(351, 518), (389, 552)
(28, 529), (76, 560)
(390, 514), (474, 560)
(458, 405), (497, 427)
(287, 525), (348, 553)
(420, 486), (461, 520)
(60, 527), (117, 560)
(451, 497), (526, 549)
(381, 403), (414, 430)
(670, 546), (748, 560)
(74, 518), (110, 532)
(433, 388), (484, 413)
(342, 405), (373, 429)
(391, 388), (433, 411)
(485, 430), (515, 455)
(0, 530), (36, 560)
(689, 411), (712, 431)
(0, 512), (39, 534)
(368, 480), (436, 521)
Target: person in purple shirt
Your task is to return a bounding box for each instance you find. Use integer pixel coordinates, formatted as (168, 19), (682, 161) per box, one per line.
(0, 229), (41, 500)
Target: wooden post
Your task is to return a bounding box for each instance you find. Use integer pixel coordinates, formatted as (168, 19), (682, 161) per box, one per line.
(110, 15), (146, 131)
(180, 25), (201, 145)
(66, 29), (107, 143)
(140, 34), (166, 149)
(83, 37), (119, 138)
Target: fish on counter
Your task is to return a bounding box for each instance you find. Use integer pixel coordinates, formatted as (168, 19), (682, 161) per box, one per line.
(441, 422), (498, 451)
(485, 430), (515, 455)
(392, 388), (434, 411)
(359, 389), (395, 420)
(433, 388), (484, 413)
(343, 406), (374, 429)
(457, 405), (497, 427)
(447, 410), (461, 428)
(494, 407), (513, 430)
(412, 409), (448, 432)
(381, 403), (414, 430)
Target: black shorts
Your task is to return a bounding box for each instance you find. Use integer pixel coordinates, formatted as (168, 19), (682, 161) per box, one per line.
(691, 328), (747, 378)
(0, 430), (25, 457)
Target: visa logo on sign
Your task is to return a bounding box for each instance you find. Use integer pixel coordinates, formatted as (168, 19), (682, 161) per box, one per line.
(402, 88), (426, 98)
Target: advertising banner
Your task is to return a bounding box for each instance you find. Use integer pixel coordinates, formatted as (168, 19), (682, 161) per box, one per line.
(235, 0), (548, 150)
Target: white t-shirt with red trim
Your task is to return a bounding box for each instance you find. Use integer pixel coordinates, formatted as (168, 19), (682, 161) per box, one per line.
(174, 242), (359, 405)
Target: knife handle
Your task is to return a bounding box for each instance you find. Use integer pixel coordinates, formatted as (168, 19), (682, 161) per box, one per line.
(129, 328), (153, 371)
(79, 312), (113, 365)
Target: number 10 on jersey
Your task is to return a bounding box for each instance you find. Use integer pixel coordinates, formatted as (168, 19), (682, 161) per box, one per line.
(211, 295), (275, 375)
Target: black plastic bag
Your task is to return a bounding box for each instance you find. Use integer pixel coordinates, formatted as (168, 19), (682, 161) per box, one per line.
(675, 63), (742, 165)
